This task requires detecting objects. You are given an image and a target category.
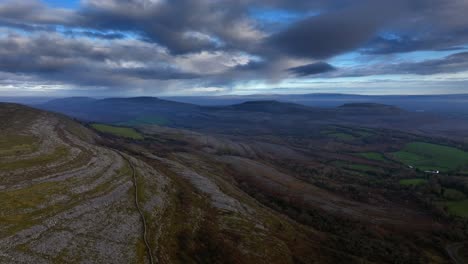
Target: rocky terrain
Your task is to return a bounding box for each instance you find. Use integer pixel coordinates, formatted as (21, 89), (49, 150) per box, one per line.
(2, 103), (467, 263)
(0, 104), (146, 263)
(0, 104), (330, 263)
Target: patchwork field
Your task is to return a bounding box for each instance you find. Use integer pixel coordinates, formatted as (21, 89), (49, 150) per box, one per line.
(392, 142), (468, 172)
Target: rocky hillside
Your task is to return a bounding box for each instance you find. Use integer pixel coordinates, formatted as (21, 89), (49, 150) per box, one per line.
(0, 104), (153, 263)
(0, 104), (332, 263)
(1, 103), (463, 264)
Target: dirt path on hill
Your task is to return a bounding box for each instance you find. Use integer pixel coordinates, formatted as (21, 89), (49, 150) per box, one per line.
(115, 150), (155, 264)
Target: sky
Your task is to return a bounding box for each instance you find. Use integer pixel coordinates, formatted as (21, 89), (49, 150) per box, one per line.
(0, 0), (468, 96)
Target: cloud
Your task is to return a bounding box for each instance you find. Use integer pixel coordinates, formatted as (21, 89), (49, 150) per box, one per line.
(0, 0), (77, 25)
(0, 33), (199, 87)
(268, 0), (409, 59)
(0, 0), (468, 95)
(362, 0), (468, 55)
(400, 52), (468, 75)
(77, 0), (258, 54)
(288, 62), (336, 76)
(328, 52), (468, 78)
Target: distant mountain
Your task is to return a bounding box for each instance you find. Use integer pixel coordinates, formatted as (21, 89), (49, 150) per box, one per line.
(34, 96), (468, 139)
(215, 100), (315, 114)
(96, 96), (195, 107)
(38, 96), (199, 124)
(163, 93), (468, 116)
(339, 103), (404, 114)
(340, 103), (399, 108)
(43, 97), (97, 108)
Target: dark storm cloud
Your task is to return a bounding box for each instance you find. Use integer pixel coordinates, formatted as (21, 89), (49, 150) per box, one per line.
(0, 0), (468, 93)
(362, 0), (468, 55)
(288, 62), (336, 76)
(0, 0), (362, 55)
(2, 0), (468, 57)
(268, 0), (410, 59)
(75, 0), (257, 54)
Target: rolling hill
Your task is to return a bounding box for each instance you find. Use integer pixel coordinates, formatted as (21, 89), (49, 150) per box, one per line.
(0, 103), (334, 263)
(2, 102), (467, 263)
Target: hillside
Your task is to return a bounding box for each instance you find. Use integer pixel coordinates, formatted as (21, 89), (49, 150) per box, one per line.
(0, 104), (157, 263)
(2, 103), (466, 263)
(0, 104), (329, 263)
(38, 97), (199, 124)
(36, 97), (454, 136)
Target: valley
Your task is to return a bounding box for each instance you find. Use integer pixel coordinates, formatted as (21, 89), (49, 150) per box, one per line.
(1, 98), (468, 263)
(2, 0), (468, 262)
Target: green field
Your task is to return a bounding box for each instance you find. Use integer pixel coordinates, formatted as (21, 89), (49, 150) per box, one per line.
(91, 124), (144, 140)
(359, 152), (387, 162)
(392, 142), (468, 172)
(399, 178), (427, 186)
(443, 199), (468, 218)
